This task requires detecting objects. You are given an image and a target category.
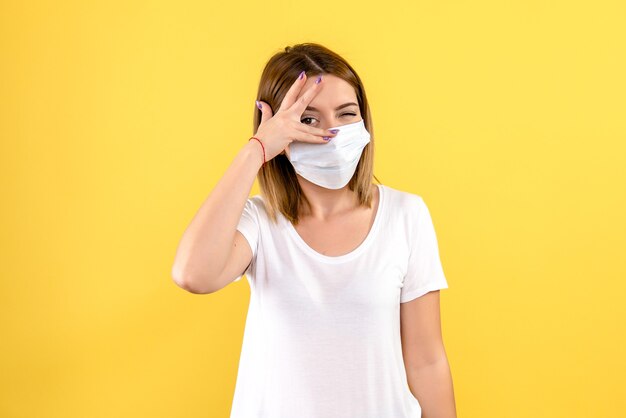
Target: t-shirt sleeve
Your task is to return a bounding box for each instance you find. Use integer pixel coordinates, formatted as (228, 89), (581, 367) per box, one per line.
(400, 197), (449, 303)
(233, 197), (260, 282)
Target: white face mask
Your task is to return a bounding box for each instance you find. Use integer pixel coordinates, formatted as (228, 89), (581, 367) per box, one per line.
(288, 119), (371, 189)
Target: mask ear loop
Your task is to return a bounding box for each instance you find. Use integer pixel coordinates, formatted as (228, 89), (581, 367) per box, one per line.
(249, 136), (266, 165)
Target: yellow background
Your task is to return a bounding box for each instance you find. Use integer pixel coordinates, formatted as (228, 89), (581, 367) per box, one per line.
(1, 1), (625, 417)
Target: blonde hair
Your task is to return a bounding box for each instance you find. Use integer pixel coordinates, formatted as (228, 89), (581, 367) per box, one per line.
(253, 42), (381, 225)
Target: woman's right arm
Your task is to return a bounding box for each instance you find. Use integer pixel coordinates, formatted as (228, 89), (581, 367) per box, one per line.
(171, 139), (264, 294)
(171, 71), (336, 294)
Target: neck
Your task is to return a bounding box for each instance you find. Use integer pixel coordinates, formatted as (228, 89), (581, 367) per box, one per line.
(298, 180), (358, 221)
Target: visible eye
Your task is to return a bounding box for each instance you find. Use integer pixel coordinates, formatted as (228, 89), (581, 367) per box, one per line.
(300, 113), (357, 125)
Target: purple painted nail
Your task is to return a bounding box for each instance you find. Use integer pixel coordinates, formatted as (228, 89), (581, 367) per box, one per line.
(323, 136), (331, 141)
(256, 100), (262, 110)
(298, 70), (305, 80)
(329, 129), (339, 134)
(315, 75), (322, 84)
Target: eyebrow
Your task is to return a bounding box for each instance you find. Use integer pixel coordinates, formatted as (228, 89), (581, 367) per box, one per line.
(305, 102), (358, 112)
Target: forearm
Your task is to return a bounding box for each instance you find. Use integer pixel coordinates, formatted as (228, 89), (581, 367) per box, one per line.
(406, 358), (457, 418)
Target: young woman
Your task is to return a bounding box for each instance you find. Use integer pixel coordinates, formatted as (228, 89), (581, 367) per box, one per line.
(172, 43), (457, 418)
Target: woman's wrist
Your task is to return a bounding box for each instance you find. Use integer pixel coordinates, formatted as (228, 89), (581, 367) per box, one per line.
(248, 136), (266, 165)
(243, 139), (265, 169)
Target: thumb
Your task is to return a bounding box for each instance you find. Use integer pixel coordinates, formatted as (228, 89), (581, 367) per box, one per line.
(256, 100), (273, 123)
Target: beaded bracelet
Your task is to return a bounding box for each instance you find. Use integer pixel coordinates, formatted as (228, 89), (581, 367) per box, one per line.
(248, 136), (266, 165)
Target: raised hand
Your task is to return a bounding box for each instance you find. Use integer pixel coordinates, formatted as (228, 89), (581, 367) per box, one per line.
(253, 72), (340, 162)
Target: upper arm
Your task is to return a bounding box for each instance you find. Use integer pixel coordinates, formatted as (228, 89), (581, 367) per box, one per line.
(400, 196), (448, 303)
(399, 196), (449, 369)
(212, 230), (253, 289)
(214, 197), (260, 289)
(400, 290), (446, 370)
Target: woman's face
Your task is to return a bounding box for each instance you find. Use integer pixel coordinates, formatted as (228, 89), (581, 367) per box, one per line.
(282, 73), (362, 159)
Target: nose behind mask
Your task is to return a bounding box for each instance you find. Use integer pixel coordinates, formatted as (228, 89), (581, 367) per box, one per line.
(288, 119), (371, 189)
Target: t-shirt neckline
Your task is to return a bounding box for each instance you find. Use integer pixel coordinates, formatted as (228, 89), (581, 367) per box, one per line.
(283, 184), (385, 264)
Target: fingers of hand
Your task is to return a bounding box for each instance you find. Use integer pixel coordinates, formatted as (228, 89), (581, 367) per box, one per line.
(290, 79), (322, 116)
(291, 130), (332, 144)
(256, 100), (273, 122)
(279, 71), (308, 113)
(296, 123), (338, 141)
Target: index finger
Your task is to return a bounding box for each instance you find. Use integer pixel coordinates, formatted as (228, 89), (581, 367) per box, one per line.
(289, 74), (324, 117)
(277, 70), (308, 113)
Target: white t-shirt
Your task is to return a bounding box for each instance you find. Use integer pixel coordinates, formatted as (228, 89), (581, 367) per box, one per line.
(230, 183), (449, 418)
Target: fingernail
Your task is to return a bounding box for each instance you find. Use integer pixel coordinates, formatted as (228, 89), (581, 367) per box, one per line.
(323, 136), (331, 141)
(329, 129), (339, 134)
(256, 100), (262, 110)
(315, 75), (322, 84)
(298, 70), (305, 80)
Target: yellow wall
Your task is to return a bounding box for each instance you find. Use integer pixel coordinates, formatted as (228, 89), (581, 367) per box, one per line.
(1, 1), (625, 417)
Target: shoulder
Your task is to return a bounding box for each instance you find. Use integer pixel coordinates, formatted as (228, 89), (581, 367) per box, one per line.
(379, 185), (430, 248)
(248, 194), (265, 206)
(380, 184), (426, 213)
(246, 194), (270, 219)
